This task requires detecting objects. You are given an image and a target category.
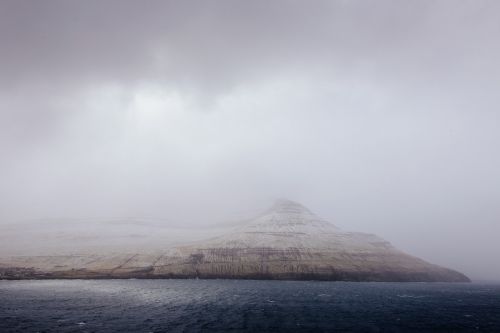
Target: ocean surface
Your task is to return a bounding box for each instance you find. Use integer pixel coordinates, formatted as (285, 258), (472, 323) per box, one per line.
(1, 280), (499, 332)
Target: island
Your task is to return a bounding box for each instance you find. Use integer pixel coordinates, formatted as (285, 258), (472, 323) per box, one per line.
(0, 200), (469, 282)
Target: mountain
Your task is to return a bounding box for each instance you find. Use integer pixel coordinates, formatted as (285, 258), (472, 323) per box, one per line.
(0, 199), (469, 282)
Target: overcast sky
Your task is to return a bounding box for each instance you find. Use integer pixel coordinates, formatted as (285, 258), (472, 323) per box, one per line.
(1, 0), (499, 279)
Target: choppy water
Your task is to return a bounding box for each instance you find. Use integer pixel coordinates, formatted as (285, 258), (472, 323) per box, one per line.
(1, 280), (499, 332)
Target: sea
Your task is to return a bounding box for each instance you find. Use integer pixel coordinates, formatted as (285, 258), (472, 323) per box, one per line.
(0, 279), (499, 332)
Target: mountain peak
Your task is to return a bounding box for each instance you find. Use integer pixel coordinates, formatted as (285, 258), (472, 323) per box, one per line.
(241, 199), (338, 232)
(269, 199), (311, 214)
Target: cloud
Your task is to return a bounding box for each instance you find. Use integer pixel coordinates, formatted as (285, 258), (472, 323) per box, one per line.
(0, 0), (499, 279)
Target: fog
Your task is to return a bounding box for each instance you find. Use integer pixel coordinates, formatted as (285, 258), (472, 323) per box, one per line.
(1, 0), (499, 280)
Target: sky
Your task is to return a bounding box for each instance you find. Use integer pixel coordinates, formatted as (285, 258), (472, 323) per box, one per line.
(0, 0), (499, 280)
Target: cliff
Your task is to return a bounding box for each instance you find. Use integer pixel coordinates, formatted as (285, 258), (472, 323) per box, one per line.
(0, 200), (469, 282)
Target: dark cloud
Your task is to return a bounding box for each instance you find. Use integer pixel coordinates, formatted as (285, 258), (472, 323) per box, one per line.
(1, 1), (497, 88)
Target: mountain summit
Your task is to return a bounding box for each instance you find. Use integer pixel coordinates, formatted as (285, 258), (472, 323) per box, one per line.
(239, 198), (338, 235)
(267, 198), (314, 215)
(0, 200), (469, 282)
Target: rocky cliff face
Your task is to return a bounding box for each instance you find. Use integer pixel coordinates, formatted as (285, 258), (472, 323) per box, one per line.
(0, 200), (470, 282)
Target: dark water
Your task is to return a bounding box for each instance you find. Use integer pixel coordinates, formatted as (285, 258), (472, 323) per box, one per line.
(1, 280), (499, 332)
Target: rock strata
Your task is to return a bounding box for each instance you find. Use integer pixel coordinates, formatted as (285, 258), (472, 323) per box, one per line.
(0, 200), (470, 282)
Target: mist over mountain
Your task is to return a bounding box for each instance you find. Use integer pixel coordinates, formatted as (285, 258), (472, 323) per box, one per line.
(1, 1), (499, 281)
(0, 199), (469, 282)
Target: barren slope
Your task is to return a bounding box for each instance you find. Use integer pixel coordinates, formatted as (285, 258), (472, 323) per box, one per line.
(0, 200), (469, 282)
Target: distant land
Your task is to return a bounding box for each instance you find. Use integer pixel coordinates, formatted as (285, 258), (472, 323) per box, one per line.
(0, 200), (469, 282)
